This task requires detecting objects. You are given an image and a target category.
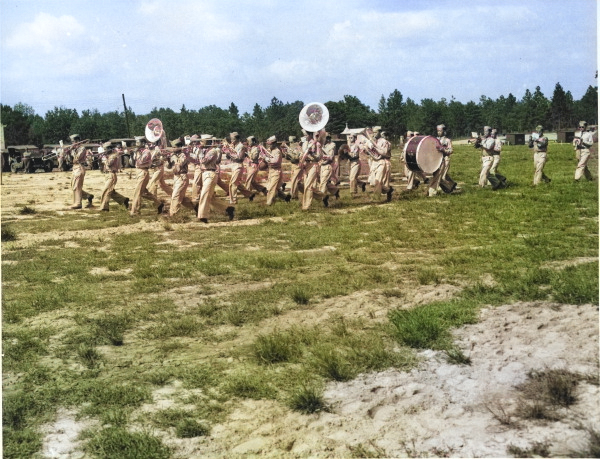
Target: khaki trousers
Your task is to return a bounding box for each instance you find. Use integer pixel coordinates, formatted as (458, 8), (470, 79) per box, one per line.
(197, 171), (229, 220)
(191, 166), (203, 203)
(575, 149), (593, 181)
(290, 164), (304, 198)
(331, 156), (340, 184)
(533, 152), (550, 185)
(170, 174), (195, 216)
(429, 156), (451, 195)
(228, 163), (254, 204)
(382, 158), (391, 189)
(349, 160), (365, 195)
(100, 172), (127, 210)
(245, 163), (267, 193)
(71, 164), (86, 207)
(370, 159), (389, 198)
(131, 169), (161, 215)
(479, 156), (494, 187)
(148, 165), (172, 197)
(266, 168), (284, 205)
(318, 164), (339, 196)
(301, 163), (325, 210)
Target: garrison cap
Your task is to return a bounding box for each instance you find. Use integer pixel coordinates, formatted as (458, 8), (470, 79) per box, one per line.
(436, 124), (446, 130)
(289, 136), (296, 142)
(266, 135), (276, 143)
(69, 134), (81, 142)
(246, 135), (256, 143)
(536, 125), (543, 131)
(579, 120), (588, 128)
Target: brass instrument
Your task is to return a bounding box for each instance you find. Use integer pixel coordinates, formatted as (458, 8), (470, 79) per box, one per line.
(359, 129), (382, 160)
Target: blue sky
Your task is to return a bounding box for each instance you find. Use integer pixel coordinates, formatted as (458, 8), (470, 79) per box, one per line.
(1, 0), (597, 117)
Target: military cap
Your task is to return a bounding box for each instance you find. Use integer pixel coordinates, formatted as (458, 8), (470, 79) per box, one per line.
(536, 125), (543, 131)
(266, 135), (276, 143)
(201, 134), (213, 140)
(230, 132), (240, 139)
(246, 135), (256, 143)
(579, 121), (588, 128)
(289, 136), (296, 142)
(406, 130), (414, 136)
(483, 126), (492, 132)
(436, 124), (446, 130)
(69, 134), (81, 142)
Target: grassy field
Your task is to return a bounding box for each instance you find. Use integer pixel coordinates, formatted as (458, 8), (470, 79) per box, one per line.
(2, 142), (598, 458)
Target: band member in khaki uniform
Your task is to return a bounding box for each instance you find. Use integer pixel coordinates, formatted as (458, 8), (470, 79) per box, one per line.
(490, 129), (507, 187)
(147, 146), (173, 198)
(261, 136), (290, 205)
(245, 136), (268, 195)
(477, 126), (501, 189)
(528, 125), (551, 185)
(190, 135), (205, 205)
(99, 143), (129, 211)
(130, 143), (164, 216)
(68, 135), (94, 209)
(363, 127), (394, 202)
(428, 124), (454, 196)
(300, 132), (329, 209)
(379, 130), (392, 191)
(573, 120), (594, 181)
(347, 134), (366, 196)
(224, 132), (255, 204)
(197, 139), (235, 223)
(169, 146), (196, 216)
(282, 136), (304, 199)
(319, 135), (340, 199)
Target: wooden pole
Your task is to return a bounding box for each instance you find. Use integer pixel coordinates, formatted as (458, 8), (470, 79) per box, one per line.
(122, 94), (132, 138)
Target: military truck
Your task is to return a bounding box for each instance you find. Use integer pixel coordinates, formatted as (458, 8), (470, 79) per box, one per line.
(6, 145), (53, 173)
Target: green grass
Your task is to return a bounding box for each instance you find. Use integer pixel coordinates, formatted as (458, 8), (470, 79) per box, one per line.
(83, 427), (171, 459)
(1, 142), (597, 457)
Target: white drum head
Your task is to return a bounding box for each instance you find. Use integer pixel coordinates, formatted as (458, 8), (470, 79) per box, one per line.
(415, 136), (443, 174)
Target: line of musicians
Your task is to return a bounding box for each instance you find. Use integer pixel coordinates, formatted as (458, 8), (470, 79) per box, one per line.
(64, 120), (595, 222)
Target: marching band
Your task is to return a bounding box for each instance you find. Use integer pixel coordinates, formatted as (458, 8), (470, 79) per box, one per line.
(42, 105), (595, 223)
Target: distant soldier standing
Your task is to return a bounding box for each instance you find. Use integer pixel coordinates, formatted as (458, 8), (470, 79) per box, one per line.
(99, 143), (129, 211)
(528, 125), (551, 185)
(573, 120), (594, 181)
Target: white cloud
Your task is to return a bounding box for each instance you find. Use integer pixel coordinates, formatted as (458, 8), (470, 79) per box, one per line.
(5, 12), (85, 53)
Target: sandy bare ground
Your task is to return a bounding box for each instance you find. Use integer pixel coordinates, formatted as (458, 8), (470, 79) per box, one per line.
(2, 171), (598, 458)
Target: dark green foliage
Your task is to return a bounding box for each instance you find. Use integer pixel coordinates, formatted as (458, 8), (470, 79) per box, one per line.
(288, 385), (328, 414)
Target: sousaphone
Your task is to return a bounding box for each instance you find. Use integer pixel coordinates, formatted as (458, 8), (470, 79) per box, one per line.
(299, 102), (329, 132)
(145, 118), (164, 143)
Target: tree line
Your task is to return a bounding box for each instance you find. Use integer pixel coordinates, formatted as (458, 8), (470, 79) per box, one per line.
(1, 83), (597, 147)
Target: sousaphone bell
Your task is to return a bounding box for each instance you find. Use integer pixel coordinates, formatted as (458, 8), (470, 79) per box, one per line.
(145, 118), (164, 143)
(299, 102), (329, 133)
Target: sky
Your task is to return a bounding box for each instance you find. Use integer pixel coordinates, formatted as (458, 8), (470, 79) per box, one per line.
(0, 0), (597, 117)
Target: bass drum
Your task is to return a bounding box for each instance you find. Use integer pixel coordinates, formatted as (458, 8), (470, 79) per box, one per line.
(404, 135), (443, 174)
